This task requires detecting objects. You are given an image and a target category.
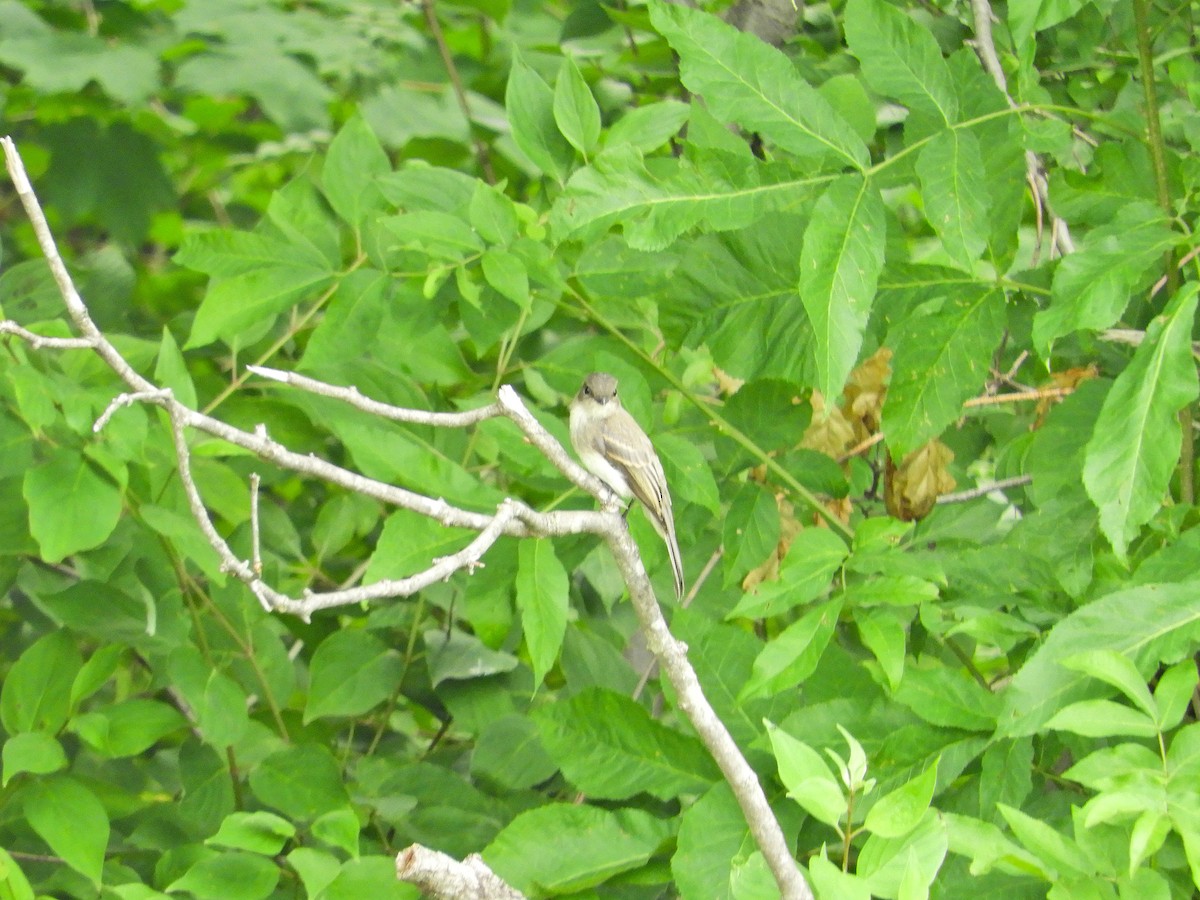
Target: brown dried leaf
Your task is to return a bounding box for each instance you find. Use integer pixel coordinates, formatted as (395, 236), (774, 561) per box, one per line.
(885, 439), (955, 521)
(843, 347), (892, 441)
(802, 390), (856, 458)
(1035, 363), (1098, 425)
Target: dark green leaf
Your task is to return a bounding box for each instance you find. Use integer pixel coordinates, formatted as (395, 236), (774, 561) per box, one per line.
(304, 629), (404, 723)
(506, 52), (574, 182)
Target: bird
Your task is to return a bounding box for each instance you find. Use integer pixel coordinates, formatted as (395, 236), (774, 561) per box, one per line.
(569, 372), (685, 599)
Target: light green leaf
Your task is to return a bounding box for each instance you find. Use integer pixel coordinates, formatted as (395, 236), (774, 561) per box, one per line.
(312, 808), (360, 858)
(605, 100), (690, 153)
(0, 33), (157, 105)
(1153, 660), (1198, 731)
(71, 698), (186, 757)
(1008, 0), (1088, 48)
(535, 688), (718, 799)
(23, 449), (122, 563)
(483, 805), (669, 895)
(998, 581), (1200, 737)
(167, 852), (280, 900)
(1032, 203), (1178, 354)
(650, 2), (868, 169)
(2, 732), (67, 786)
(468, 183), (521, 244)
(424, 629), (519, 686)
(554, 57), (601, 158)
(207, 811), (297, 855)
(767, 724), (845, 828)
(154, 326), (197, 411)
(915, 130), (989, 269)
(1059, 649), (1156, 718)
(1083, 285), (1199, 559)
(883, 287), (1006, 458)
(381, 210), (484, 261)
(723, 482), (781, 589)
(858, 810), (947, 897)
(800, 175), (886, 401)
(24, 776), (109, 887)
(997, 804), (1094, 877)
(854, 607), (908, 692)
(507, 51), (574, 182)
(471, 715), (558, 791)
(322, 113), (390, 228)
(516, 539), (569, 687)
(0, 847), (35, 900)
(0, 631), (80, 735)
(844, 0), (957, 126)
(741, 598), (843, 700)
(1046, 700), (1159, 738)
(304, 629), (404, 723)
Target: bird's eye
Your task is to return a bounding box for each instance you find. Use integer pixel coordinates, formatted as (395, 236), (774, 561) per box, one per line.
(583, 385), (591, 397)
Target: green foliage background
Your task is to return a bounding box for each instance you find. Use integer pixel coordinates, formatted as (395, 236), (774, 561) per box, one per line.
(1, 0), (1199, 897)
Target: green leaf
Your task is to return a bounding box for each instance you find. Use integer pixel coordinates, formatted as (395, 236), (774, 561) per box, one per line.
(2, 732), (67, 786)
(767, 724), (845, 828)
(0, 33), (156, 105)
(167, 647), (250, 749)
(894, 665), (1000, 731)
(424, 629), (519, 686)
(0, 631), (80, 735)
(800, 175), (886, 401)
(741, 598), (843, 700)
(185, 262), (335, 349)
(723, 482), (781, 589)
(506, 51), (574, 182)
(883, 286), (1006, 458)
(468, 183), (521, 245)
(1058, 649), (1156, 718)
(1046, 699), (1159, 738)
(71, 698), (187, 757)
(998, 581), (1200, 737)
(0, 847), (35, 900)
(997, 803), (1094, 877)
(649, 2), (868, 169)
(154, 326), (198, 411)
(311, 808), (360, 858)
(516, 538), (569, 687)
(480, 247), (530, 310)
(304, 629), (404, 723)
(24, 775), (109, 887)
(552, 144), (806, 251)
(844, 0), (957, 126)
(605, 100), (690, 153)
(1083, 285), (1199, 559)
(858, 811), (947, 898)
(286, 848), (341, 899)
(854, 607), (908, 693)
(23, 449), (122, 563)
(471, 715), (558, 791)
(727, 528), (848, 619)
(322, 113), (390, 228)
(722, 379), (811, 453)
(483, 804), (668, 895)
(1032, 203), (1179, 354)
(207, 811), (297, 855)
(248, 744), (349, 820)
(915, 130), (989, 269)
(167, 852), (280, 900)
(319, 856), (413, 900)
(535, 688), (719, 799)
(1153, 660), (1198, 731)
(1008, 0), (1088, 47)
(554, 57), (601, 158)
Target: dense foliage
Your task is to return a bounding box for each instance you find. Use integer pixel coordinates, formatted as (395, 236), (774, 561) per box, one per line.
(1, 0), (1199, 897)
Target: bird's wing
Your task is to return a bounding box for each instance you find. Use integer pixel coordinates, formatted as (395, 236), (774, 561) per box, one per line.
(598, 412), (672, 516)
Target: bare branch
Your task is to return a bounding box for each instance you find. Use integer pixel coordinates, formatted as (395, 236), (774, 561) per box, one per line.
(938, 474), (1032, 503)
(0, 321), (96, 350)
(966, 0), (1075, 257)
(2, 135), (812, 900)
(396, 845), (525, 899)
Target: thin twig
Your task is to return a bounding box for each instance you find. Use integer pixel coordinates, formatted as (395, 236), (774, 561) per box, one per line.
(937, 474), (1032, 503)
(421, 0), (495, 183)
(250, 472), (263, 577)
(963, 387), (1074, 407)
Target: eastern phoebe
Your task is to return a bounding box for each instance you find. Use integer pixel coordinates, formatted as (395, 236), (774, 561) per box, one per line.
(570, 372), (685, 598)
